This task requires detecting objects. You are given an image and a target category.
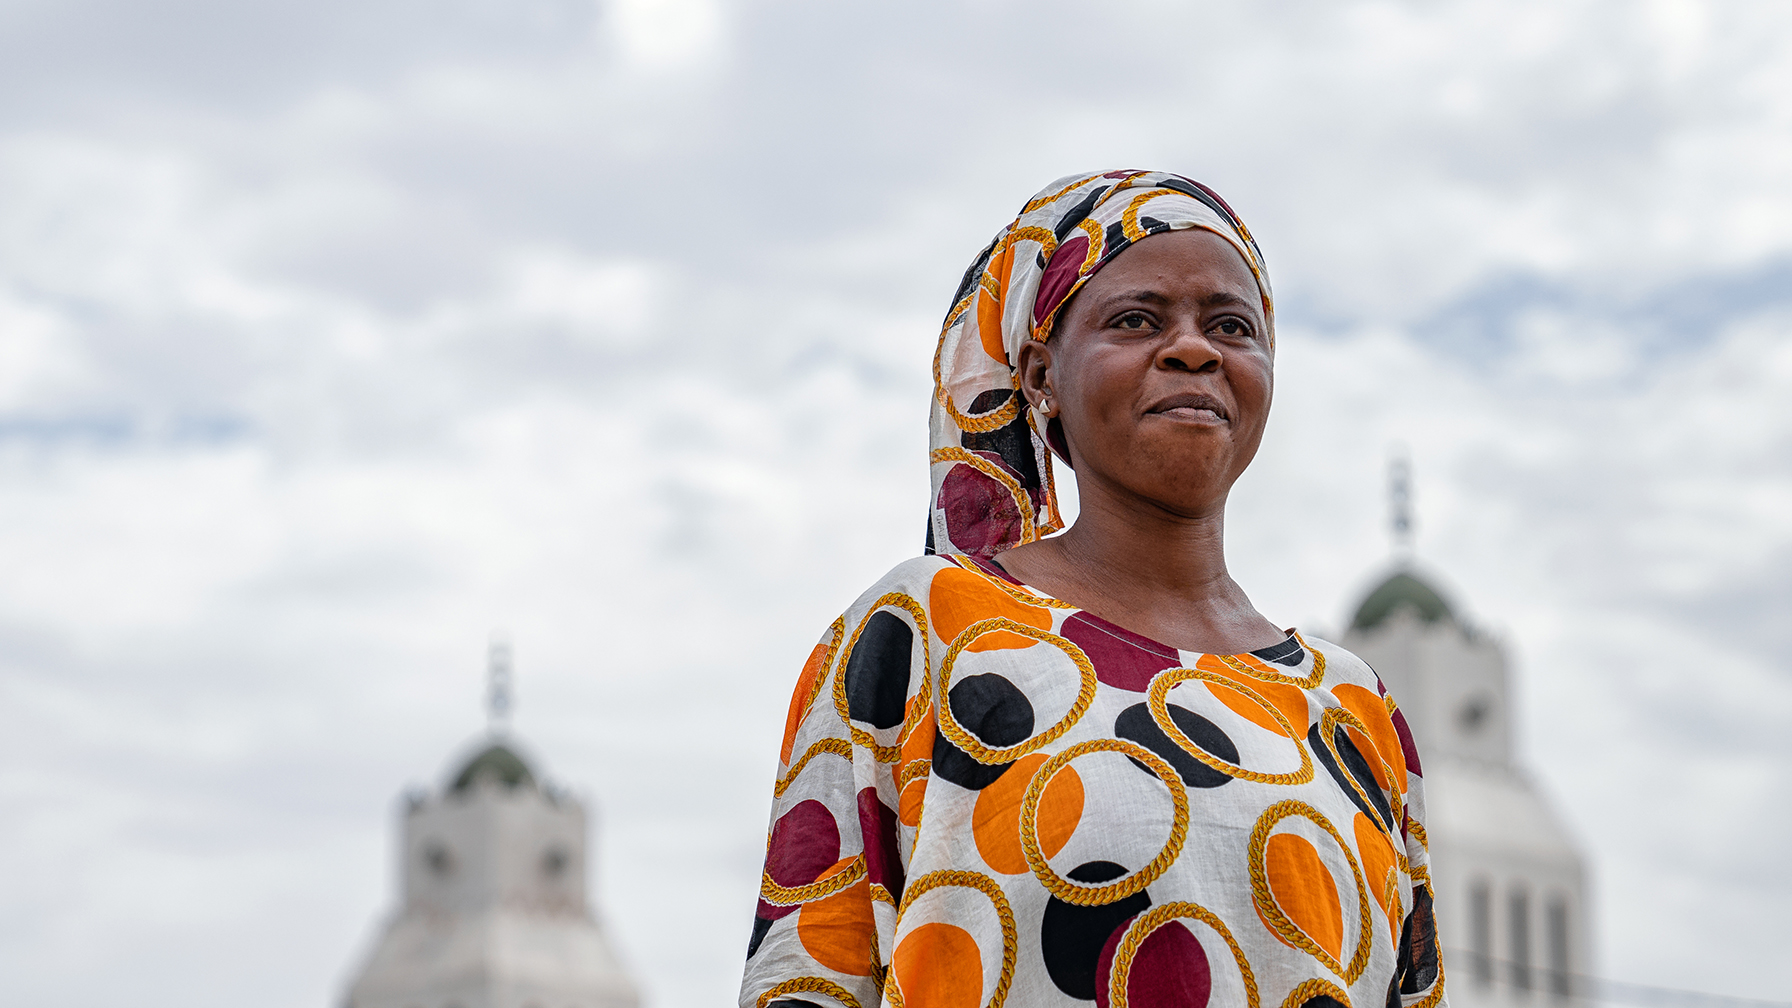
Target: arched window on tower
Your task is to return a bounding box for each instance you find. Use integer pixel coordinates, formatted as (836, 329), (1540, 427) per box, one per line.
(422, 841), (453, 879)
(1547, 895), (1572, 999)
(1508, 885), (1533, 993)
(1469, 879), (1493, 987)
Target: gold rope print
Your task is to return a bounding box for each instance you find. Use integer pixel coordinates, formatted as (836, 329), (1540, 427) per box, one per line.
(815, 616), (846, 705)
(1247, 800), (1374, 983)
(938, 291), (977, 350)
(834, 593), (931, 763)
(933, 220), (1059, 429)
(773, 737), (853, 798)
(931, 309), (1021, 434)
(928, 448), (1037, 544)
(946, 554), (1079, 609)
(1075, 216), (1106, 271)
(1216, 631), (1327, 689)
(869, 918), (886, 994)
(889, 869), (1018, 1008)
(935, 618), (1096, 763)
(897, 756), (932, 791)
(786, 616), (846, 757)
(904, 667), (935, 740)
(1145, 666), (1314, 786)
(894, 669), (935, 765)
(934, 359), (1020, 433)
(1083, 173), (1148, 219)
(1106, 902), (1260, 1008)
(1317, 706), (1398, 838)
(1278, 977), (1351, 1008)
(1119, 188), (1181, 243)
(1023, 172), (1107, 213)
(1383, 868), (1406, 940)
(760, 854), (867, 908)
(756, 977), (863, 1008)
(1020, 739), (1189, 906)
(1000, 224), (1060, 258)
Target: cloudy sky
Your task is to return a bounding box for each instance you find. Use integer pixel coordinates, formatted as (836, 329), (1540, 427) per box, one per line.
(1, 1), (1789, 1005)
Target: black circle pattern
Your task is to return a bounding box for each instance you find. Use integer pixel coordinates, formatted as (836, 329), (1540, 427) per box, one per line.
(844, 610), (913, 729)
(933, 673), (1037, 790)
(1040, 861), (1152, 1001)
(1114, 702), (1238, 789)
(1309, 722), (1394, 831)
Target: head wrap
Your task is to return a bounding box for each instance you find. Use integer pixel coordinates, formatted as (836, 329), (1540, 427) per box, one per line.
(926, 169), (1273, 558)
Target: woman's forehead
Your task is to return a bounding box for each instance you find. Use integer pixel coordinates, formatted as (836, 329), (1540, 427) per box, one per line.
(1071, 229), (1264, 311)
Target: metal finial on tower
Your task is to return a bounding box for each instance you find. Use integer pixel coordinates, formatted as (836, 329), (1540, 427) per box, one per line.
(487, 636), (513, 734)
(1389, 448), (1415, 560)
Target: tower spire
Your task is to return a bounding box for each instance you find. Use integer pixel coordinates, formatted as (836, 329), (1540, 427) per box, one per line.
(1389, 448), (1415, 561)
(486, 636), (513, 734)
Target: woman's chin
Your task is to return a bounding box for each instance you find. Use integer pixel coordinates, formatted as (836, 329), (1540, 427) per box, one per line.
(1126, 438), (1237, 484)
(1104, 467), (1235, 515)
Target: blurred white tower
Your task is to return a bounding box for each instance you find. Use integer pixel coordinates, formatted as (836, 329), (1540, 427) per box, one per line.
(343, 642), (638, 1008)
(1340, 455), (1591, 1006)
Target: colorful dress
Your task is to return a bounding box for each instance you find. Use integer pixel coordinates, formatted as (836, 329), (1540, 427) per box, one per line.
(740, 554), (1445, 1008)
(741, 170), (1444, 1007)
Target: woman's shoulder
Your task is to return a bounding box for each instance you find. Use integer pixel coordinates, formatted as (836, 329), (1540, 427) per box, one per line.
(840, 554), (961, 613)
(1301, 632), (1385, 692)
(840, 552), (1047, 627)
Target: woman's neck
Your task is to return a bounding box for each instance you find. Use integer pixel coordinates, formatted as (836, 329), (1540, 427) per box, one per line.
(994, 482), (1287, 654)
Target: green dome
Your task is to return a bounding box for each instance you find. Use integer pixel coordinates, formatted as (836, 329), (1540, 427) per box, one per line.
(450, 742), (537, 793)
(1351, 571), (1454, 631)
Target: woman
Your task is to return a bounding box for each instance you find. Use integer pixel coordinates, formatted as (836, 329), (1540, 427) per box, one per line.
(741, 171), (1444, 1008)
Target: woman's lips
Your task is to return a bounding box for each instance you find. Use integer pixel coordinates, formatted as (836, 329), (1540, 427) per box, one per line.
(1159, 405), (1225, 421)
(1147, 393), (1229, 422)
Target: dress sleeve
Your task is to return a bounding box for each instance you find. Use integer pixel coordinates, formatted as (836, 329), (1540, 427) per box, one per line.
(739, 601), (922, 1008)
(1390, 700), (1447, 1007)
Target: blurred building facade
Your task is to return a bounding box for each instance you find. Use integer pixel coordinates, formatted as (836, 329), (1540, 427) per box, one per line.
(1343, 568), (1591, 1006)
(342, 649), (637, 1008)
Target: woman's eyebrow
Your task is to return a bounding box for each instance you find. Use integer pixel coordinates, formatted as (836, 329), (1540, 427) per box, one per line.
(1202, 291), (1254, 309)
(1101, 289), (1255, 309)
(1104, 289), (1172, 305)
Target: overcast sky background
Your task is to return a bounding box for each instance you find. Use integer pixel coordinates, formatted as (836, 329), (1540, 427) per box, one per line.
(1, 1), (1789, 1005)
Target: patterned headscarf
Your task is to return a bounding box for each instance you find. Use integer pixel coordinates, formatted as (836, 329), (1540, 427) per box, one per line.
(926, 170), (1274, 558)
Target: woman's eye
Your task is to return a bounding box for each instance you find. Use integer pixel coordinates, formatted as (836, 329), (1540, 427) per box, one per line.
(1214, 319), (1248, 337)
(1116, 313), (1151, 330)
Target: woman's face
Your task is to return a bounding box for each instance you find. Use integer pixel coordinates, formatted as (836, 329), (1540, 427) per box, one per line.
(1021, 227), (1273, 516)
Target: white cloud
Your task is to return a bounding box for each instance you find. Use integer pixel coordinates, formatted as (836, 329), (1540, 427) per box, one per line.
(499, 250), (661, 343)
(607, 0), (725, 71)
(0, 1), (1788, 1006)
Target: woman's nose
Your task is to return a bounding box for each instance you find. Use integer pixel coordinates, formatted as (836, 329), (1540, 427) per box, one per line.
(1156, 322), (1222, 373)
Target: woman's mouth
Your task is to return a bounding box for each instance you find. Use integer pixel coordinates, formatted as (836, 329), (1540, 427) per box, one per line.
(1147, 393), (1229, 422)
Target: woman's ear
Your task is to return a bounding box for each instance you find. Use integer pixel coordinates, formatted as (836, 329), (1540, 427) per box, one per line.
(1015, 339), (1056, 417)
